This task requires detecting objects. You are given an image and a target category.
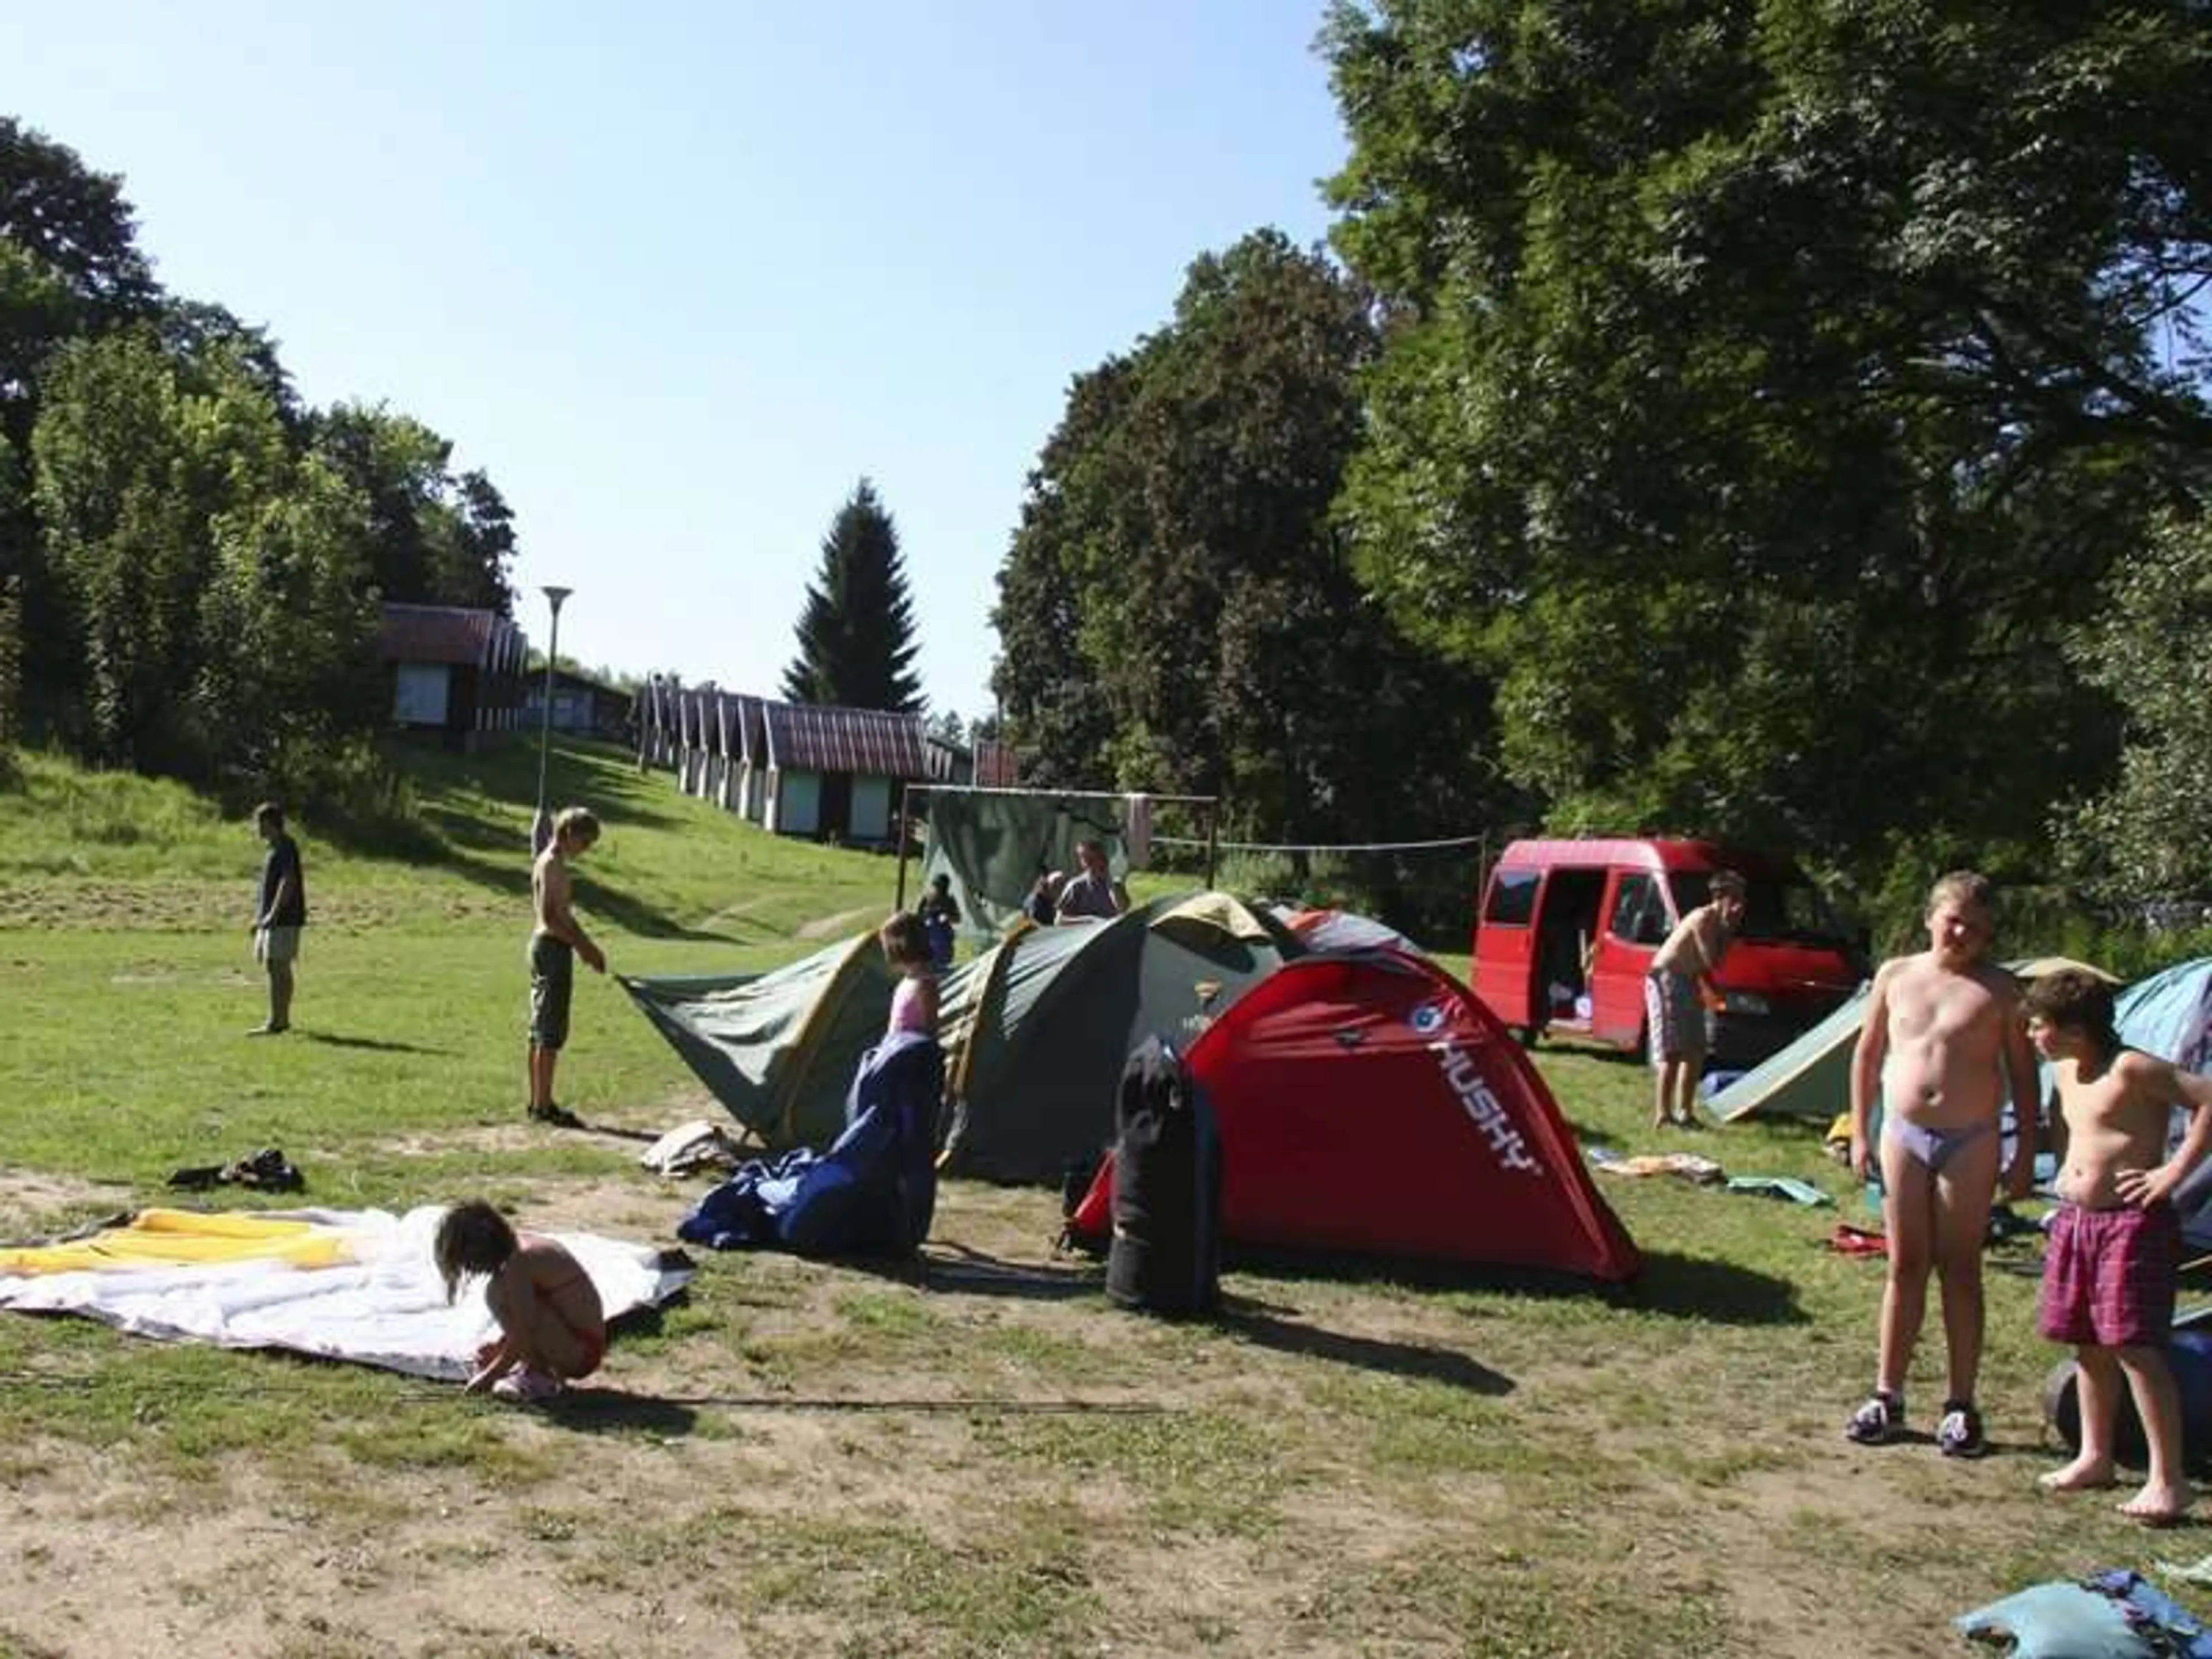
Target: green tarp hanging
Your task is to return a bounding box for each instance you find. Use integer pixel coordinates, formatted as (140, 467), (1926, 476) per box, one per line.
(919, 790), (1132, 937)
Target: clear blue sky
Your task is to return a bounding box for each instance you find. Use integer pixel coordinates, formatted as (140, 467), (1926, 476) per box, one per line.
(11, 2), (1351, 720)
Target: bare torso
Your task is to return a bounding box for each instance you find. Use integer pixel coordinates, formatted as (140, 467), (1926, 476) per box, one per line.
(1650, 904), (1726, 978)
(2052, 1054), (2172, 1209)
(1878, 954), (2015, 1131)
(532, 850), (569, 937)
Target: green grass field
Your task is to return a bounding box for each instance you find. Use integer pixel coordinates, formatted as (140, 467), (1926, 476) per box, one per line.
(0, 740), (2198, 1658)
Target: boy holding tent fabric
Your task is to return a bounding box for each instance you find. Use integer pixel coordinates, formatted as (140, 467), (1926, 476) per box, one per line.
(2028, 968), (2212, 1524)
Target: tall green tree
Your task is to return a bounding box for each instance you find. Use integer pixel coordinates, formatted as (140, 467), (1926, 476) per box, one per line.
(192, 455), (382, 791)
(2061, 512), (2212, 903)
(782, 479), (923, 711)
(31, 329), (286, 764)
(991, 358), (1139, 785)
(993, 229), (1501, 839)
(1323, 1), (2210, 878)
(0, 117), (158, 329)
(310, 402), (514, 613)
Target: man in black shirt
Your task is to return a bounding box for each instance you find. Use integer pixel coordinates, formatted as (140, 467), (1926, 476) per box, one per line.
(251, 802), (306, 1035)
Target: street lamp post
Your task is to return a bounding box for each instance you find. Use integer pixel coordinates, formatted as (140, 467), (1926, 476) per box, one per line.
(530, 585), (574, 856)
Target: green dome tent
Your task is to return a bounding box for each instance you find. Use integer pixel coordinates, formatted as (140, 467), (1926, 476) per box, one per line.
(620, 932), (896, 1151)
(937, 892), (1302, 1181)
(622, 892), (1303, 1177)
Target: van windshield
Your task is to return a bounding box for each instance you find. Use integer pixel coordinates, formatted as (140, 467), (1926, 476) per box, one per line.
(1666, 872), (1851, 948)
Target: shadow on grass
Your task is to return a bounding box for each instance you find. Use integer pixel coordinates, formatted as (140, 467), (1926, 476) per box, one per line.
(543, 1389), (701, 1437)
(1226, 1245), (1626, 1300)
(831, 1242), (1103, 1301)
(1609, 1249), (1809, 1326)
(1217, 1300), (1514, 1396)
(426, 846), (742, 942)
(298, 1031), (449, 1056)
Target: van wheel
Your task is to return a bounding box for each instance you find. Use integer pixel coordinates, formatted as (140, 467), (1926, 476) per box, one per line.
(1513, 1024), (1541, 1048)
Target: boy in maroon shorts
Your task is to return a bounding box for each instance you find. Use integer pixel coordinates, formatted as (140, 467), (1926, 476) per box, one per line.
(2028, 969), (2212, 1523)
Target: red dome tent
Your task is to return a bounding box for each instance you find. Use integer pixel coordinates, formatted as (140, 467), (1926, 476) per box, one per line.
(1073, 950), (1640, 1283)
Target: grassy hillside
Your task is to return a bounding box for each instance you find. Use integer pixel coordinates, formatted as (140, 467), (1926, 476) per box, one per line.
(0, 737), (906, 1187)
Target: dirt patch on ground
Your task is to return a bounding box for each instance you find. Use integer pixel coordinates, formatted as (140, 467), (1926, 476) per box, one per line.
(0, 1169), (134, 1240)
(0, 1175), (2138, 1657)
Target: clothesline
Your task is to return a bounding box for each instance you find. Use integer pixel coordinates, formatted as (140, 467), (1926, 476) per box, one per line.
(1150, 834), (1485, 855)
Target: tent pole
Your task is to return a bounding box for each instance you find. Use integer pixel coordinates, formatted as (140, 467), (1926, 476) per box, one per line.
(895, 782), (914, 910)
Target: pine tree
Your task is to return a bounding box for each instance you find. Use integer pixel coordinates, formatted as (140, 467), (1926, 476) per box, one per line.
(781, 479), (922, 710)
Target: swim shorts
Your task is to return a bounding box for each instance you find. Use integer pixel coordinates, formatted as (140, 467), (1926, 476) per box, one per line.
(1644, 968), (1705, 1066)
(2039, 1200), (2180, 1350)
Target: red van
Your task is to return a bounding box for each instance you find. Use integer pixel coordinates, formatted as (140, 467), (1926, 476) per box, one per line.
(1471, 838), (1866, 1069)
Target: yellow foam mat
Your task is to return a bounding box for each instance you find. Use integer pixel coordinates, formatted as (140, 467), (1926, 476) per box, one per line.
(0, 1209), (353, 1275)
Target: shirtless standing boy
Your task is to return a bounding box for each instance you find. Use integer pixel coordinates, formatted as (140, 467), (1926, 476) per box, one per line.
(527, 806), (605, 1127)
(1845, 870), (2037, 1457)
(2029, 969), (2212, 1524)
(1645, 870), (1746, 1129)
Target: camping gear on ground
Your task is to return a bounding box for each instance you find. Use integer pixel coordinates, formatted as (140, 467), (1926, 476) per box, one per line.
(1069, 950), (1641, 1282)
(1957, 1571), (2212, 1658)
(2041, 1325), (2212, 1471)
(0, 1207), (690, 1381)
(1723, 1175), (1831, 1206)
(1103, 1037), (1221, 1317)
(1588, 1148), (1725, 1185)
(620, 931), (896, 1152)
(638, 1119), (747, 1178)
(165, 1147), (304, 1192)
(1709, 987), (1871, 1122)
(677, 1032), (944, 1256)
(1827, 1224), (1887, 1257)
(2154, 1554), (2212, 1588)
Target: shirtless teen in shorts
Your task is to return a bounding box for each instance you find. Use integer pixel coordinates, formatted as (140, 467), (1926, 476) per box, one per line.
(2029, 969), (2212, 1524)
(1844, 871), (2037, 1457)
(1644, 871), (1745, 1129)
(527, 807), (605, 1126)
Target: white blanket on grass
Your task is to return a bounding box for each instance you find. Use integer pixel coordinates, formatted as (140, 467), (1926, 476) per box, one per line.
(0, 1205), (691, 1382)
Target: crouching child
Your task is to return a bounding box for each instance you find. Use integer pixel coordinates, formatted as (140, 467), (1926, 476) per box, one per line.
(2029, 970), (2212, 1524)
(435, 1200), (607, 1404)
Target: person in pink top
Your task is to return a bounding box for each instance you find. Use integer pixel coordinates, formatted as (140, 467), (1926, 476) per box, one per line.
(880, 912), (938, 1037)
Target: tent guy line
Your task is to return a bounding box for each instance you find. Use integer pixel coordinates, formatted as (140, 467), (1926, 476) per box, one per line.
(0, 1371), (1169, 1415)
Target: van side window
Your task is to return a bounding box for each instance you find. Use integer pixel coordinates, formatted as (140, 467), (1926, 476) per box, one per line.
(1609, 874), (1671, 946)
(1484, 869), (1540, 927)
